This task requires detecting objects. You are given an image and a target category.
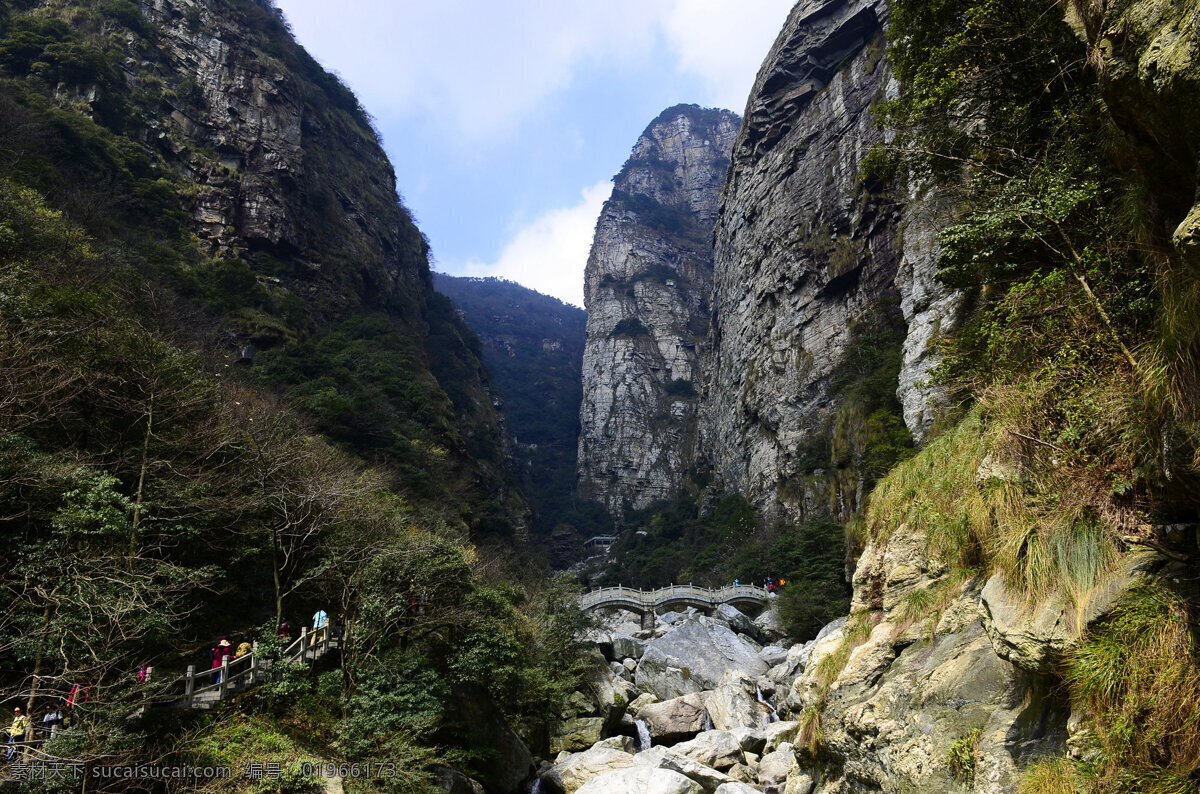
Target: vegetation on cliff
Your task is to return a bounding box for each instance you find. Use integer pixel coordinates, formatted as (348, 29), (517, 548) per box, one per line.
(855, 0), (1200, 788)
(0, 0), (583, 788)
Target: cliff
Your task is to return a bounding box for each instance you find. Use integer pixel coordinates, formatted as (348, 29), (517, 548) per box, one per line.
(0, 0), (524, 534)
(577, 104), (739, 515)
(435, 274), (605, 558)
(699, 0), (917, 523)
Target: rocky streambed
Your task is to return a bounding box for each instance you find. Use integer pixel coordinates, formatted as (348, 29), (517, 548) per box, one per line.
(533, 603), (839, 794)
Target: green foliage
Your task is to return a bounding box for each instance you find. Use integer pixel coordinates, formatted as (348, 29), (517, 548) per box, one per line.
(664, 378), (696, 399)
(610, 316), (651, 338)
(1064, 583), (1200, 788)
(947, 728), (982, 787)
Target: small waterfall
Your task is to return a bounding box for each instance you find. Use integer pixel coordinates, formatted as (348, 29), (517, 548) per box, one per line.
(703, 710), (715, 732)
(756, 685), (780, 724)
(635, 719), (652, 752)
(530, 776), (546, 794)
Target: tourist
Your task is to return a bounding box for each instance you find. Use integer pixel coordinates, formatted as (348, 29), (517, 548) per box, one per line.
(6, 707), (29, 760)
(136, 663), (151, 683)
(277, 620), (291, 641)
(212, 637), (233, 683)
(235, 641), (252, 659)
(39, 705), (61, 739)
(312, 608), (328, 629)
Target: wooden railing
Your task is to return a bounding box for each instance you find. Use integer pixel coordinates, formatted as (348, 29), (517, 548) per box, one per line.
(174, 623), (339, 710)
(579, 583), (770, 612)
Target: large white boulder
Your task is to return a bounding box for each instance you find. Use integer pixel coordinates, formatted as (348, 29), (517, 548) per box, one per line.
(702, 672), (772, 732)
(636, 693), (710, 744)
(637, 617), (768, 699)
(544, 747), (637, 793)
(636, 746), (735, 793)
(575, 766), (702, 794)
(669, 730), (745, 770)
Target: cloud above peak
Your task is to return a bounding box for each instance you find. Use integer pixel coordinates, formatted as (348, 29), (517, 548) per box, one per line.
(451, 181), (611, 308)
(276, 0), (791, 142)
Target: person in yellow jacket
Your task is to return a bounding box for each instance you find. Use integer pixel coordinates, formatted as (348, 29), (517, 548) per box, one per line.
(235, 641), (252, 659)
(6, 706), (30, 760)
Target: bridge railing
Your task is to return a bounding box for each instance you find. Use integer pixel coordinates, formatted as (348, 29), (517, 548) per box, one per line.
(579, 583), (770, 611)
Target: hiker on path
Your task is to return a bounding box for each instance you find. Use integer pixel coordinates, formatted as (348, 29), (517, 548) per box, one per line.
(39, 705), (61, 739)
(212, 637), (233, 682)
(235, 641), (252, 659)
(278, 620), (291, 641)
(6, 707), (30, 760)
(312, 609), (328, 630)
(136, 663), (150, 683)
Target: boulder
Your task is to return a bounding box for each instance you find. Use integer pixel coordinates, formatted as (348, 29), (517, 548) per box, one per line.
(612, 633), (647, 660)
(550, 717), (606, 754)
(545, 747), (637, 794)
(814, 616), (847, 643)
(723, 765), (756, 784)
(759, 645), (789, 667)
(611, 661), (631, 680)
(728, 726), (767, 754)
(669, 730), (745, 770)
(637, 617), (768, 699)
(637, 693), (710, 744)
(623, 658), (639, 674)
(753, 606), (788, 643)
(636, 746), (735, 792)
(756, 742), (794, 786)
(714, 604), (756, 636)
(584, 664), (637, 729)
(433, 766), (486, 794)
(760, 721), (800, 753)
(703, 671), (772, 732)
(783, 769), (814, 794)
(575, 766), (702, 794)
(715, 784), (761, 794)
(562, 690), (597, 718)
(594, 735), (637, 753)
(630, 692), (660, 711)
(979, 549), (1161, 672)
(659, 611), (685, 626)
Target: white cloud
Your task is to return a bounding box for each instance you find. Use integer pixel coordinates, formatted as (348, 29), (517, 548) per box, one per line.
(453, 181), (611, 308)
(275, 0), (793, 141)
(662, 0), (793, 112)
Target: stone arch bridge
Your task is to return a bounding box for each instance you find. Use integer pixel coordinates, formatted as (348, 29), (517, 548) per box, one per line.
(579, 584), (770, 629)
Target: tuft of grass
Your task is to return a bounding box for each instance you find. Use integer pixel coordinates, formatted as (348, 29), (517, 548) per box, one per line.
(802, 610), (880, 756)
(891, 568), (975, 641)
(1064, 583), (1200, 786)
(947, 728), (982, 787)
(864, 404), (1123, 607)
(1016, 758), (1085, 794)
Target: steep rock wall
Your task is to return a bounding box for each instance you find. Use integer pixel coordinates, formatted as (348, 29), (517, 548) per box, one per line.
(577, 105), (738, 514)
(700, 0), (902, 521)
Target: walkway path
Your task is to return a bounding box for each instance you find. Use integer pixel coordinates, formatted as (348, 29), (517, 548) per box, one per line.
(168, 623), (340, 710)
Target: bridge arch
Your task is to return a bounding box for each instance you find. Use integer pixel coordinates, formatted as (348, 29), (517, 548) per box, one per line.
(579, 584), (770, 629)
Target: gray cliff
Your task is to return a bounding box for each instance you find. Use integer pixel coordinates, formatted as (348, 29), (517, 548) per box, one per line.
(577, 105), (739, 514)
(700, 0), (902, 522)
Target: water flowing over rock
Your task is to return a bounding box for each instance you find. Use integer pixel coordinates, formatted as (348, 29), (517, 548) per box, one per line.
(577, 105), (739, 514)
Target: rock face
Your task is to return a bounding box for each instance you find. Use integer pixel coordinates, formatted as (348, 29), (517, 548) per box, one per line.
(780, 519), (1089, 792)
(577, 105), (739, 514)
(699, 0), (907, 522)
(636, 617), (768, 699)
(894, 183), (962, 441)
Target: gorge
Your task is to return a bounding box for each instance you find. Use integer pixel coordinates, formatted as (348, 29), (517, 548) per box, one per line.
(0, 0), (1197, 792)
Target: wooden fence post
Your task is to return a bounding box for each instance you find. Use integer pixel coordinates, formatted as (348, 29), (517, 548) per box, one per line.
(300, 626), (308, 660)
(250, 642), (258, 685)
(218, 656), (229, 701)
(184, 665), (194, 709)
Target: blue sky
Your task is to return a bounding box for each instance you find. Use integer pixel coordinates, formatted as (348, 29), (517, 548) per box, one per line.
(272, 0), (795, 306)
